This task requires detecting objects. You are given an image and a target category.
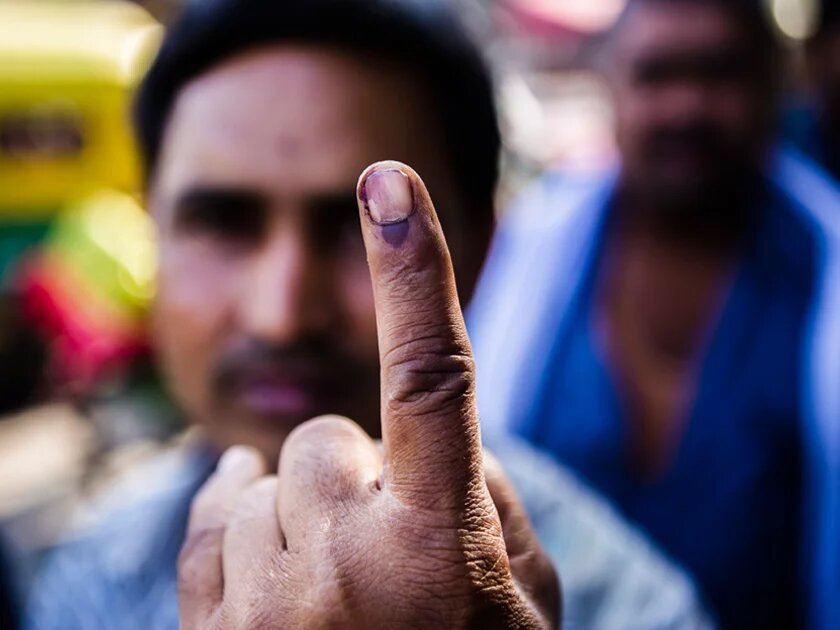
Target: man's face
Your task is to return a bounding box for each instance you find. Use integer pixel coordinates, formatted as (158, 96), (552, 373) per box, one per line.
(149, 47), (472, 461)
(608, 2), (774, 207)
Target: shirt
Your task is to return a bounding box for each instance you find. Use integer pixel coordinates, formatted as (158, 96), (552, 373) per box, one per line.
(24, 435), (713, 630)
(533, 185), (809, 628)
(469, 147), (840, 630)
(784, 101), (840, 185)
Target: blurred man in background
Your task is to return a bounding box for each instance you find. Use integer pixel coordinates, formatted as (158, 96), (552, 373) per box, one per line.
(24, 0), (711, 628)
(787, 0), (840, 182)
(470, 0), (840, 628)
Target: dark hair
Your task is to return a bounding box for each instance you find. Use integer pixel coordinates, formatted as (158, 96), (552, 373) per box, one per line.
(133, 0), (500, 216)
(605, 0), (779, 70)
(815, 0), (840, 38)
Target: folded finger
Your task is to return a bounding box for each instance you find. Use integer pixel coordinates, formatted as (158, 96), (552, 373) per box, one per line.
(484, 451), (561, 626)
(222, 476), (285, 602)
(277, 416), (381, 548)
(179, 446), (266, 626)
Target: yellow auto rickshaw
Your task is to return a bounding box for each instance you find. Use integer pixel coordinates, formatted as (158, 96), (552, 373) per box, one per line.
(0, 0), (161, 283)
(0, 0), (163, 407)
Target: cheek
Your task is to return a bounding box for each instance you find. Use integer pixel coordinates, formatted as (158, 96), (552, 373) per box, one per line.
(615, 94), (652, 144)
(339, 259), (377, 354)
(716, 92), (768, 146)
(153, 245), (239, 411)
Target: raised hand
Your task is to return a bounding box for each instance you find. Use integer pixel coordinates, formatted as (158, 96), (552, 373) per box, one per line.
(178, 162), (560, 629)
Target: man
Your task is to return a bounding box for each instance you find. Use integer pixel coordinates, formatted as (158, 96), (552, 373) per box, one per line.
(786, 0), (840, 182)
(25, 0), (710, 628)
(470, 0), (840, 628)
(177, 161), (561, 628)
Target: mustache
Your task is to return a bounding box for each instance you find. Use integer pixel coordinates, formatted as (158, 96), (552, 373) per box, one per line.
(646, 121), (724, 155)
(212, 338), (373, 394)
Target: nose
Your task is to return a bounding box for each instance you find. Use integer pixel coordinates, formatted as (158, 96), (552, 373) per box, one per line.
(660, 81), (709, 123)
(238, 224), (333, 345)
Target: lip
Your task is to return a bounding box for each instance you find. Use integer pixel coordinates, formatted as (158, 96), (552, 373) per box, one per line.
(227, 369), (334, 419)
(652, 140), (715, 164)
(239, 383), (314, 417)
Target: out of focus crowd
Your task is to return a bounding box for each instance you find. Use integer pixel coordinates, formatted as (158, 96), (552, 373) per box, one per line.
(1, 0), (839, 628)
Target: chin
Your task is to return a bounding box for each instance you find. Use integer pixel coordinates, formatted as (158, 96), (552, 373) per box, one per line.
(199, 399), (379, 464)
(203, 413), (305, 465)
(244, 427), (293, 465)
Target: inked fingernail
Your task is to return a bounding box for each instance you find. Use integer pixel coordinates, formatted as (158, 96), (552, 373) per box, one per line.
(217, 446), (255, 474)
(364, 169), (414, 225)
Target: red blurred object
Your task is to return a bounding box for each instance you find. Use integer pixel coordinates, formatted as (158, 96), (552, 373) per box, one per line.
(499, 0), (625, 39)
(19, 255), (149, 394)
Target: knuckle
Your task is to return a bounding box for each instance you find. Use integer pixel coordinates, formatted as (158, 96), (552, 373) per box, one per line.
(177, 528), (223, 603)
(384, 341), (475, 413)
(228, 478), (277, 524)
(188, 488), (217, 522)
(378, 249), (440, 288)
(282, 416), (373, 502)
(178, 527), (221, 573)
(236, 603), (279, 630)
(284, 416), (365, 457)
(239, 476), (277, 506)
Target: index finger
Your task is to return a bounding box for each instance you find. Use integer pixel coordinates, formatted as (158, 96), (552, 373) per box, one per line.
(356, 161), (483, 509)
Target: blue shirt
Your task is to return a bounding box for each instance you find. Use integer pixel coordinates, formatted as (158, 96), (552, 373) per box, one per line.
(534, 189), (810, 628)
(24, 436), (713, 630)
(784, 102), (840, 184)
(469, 148), (840, 630)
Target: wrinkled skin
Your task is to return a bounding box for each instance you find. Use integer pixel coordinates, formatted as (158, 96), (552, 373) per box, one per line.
(177, 163), (559, 628)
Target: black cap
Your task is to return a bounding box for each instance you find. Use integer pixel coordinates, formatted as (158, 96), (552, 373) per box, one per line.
(133, 0), (501, 216)
(817, 0), (840, 34)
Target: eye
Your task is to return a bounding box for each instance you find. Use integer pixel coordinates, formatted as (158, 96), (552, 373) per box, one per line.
(634, 60), (674, 87)
(702, 54), (748, 85)
(309, 195), (363, 253)
(174, 189), (267, 245)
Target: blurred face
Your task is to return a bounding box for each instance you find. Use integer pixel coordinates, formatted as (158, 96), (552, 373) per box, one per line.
(607, 2), (775, 208)
(149, 47), (475, 461)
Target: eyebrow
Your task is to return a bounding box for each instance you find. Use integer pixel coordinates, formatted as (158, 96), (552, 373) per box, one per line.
(172, 186), (269, 217)
(307, 191), (361, 217)
(168, 185), (364, 233)
(633, 43), (745, 70)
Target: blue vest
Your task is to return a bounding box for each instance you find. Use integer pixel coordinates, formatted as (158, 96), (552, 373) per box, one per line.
(469, 147), (840, 629)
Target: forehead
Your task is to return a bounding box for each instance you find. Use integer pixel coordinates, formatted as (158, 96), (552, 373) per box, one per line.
(152, 46), (442, 204)
(614, 2), (744, 61)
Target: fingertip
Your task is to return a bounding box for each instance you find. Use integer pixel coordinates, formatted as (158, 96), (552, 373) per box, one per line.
(283, 414), (369, 452)
(357, 160), (414, 198)
(357, 160), (432, 212)
(189, 445), (266, 537)
(217, 445), (265, 477)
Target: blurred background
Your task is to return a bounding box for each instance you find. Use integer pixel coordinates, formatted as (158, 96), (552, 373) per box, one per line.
(0, 0), (828, 593)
